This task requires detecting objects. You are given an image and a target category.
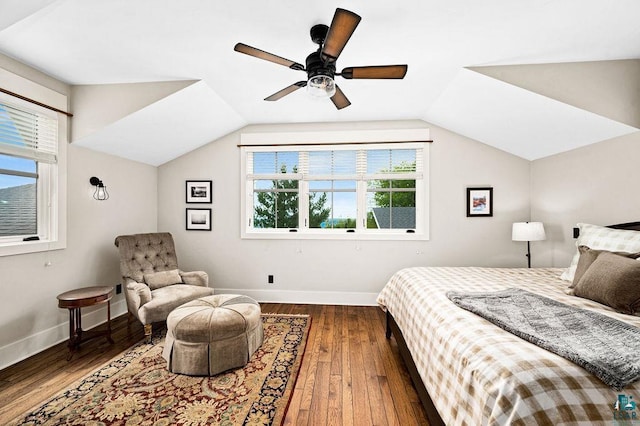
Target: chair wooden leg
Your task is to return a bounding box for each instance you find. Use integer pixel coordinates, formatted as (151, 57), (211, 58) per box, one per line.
(144, 324), (152, 343)
(126, 313), (135, 337)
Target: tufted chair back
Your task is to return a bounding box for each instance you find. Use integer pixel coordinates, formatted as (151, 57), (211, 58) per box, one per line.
(114, 232), (180, 283)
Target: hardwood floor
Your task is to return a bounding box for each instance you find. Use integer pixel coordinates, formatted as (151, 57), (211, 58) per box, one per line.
(0, 304), (428, 425)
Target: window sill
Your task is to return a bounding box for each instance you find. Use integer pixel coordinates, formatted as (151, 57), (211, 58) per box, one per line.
(0, 238), (66, 257)
(241, 231), (429, 241)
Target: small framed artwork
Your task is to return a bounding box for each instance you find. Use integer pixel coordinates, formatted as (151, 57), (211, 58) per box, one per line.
(467, 187), (493, 217)
(186, 208), (212, 231)
(186, 180), (212, 204)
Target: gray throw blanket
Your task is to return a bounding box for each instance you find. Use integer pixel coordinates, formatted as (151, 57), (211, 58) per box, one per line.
(447, 288), (640, 390)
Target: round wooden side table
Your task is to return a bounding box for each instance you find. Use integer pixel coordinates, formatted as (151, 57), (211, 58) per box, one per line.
(57, 285), (115, 360)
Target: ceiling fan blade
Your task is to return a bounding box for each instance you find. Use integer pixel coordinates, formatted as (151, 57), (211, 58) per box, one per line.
(264, 81), (307, 101)
(321, 8), (361, 63)
(330, 86), (351, 110)
(234, 43), (305, 70)
(340, 65), (408, 79)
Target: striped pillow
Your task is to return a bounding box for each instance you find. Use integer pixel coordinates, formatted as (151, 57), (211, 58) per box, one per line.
(561, 223), (640, 282)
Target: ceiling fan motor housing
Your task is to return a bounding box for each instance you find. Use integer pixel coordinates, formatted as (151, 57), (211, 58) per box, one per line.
(306, 50), (336, 79)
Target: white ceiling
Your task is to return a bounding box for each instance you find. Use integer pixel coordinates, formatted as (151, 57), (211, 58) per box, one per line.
(0, 0), (639, 164)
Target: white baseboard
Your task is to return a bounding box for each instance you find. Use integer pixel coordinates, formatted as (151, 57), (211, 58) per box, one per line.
(0, 299), (127, 371)
(215, 288), (379, 306)
(0, 290), (377, 370)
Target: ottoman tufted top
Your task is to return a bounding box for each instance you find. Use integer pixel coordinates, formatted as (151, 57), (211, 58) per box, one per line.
(166, 294), (261, 343)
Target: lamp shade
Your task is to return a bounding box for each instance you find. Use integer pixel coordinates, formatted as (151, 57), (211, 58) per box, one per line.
(307, 74), (336, 97)
(512, 222), (546, 242)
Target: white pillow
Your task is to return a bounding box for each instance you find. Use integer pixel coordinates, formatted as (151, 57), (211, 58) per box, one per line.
(561, 223), (640, 282)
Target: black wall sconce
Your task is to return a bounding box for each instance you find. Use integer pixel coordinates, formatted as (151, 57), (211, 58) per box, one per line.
(89, 176), (109, 200)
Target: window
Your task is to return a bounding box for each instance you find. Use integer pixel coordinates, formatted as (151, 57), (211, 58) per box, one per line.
(0, 95), (60, 252)
(241, 139), (429, 240)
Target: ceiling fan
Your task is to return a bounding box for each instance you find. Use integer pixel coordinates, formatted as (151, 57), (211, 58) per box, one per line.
(234, 8), (408, 110)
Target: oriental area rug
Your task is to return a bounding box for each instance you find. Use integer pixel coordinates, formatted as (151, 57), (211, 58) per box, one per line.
(11, 314), (310, 426)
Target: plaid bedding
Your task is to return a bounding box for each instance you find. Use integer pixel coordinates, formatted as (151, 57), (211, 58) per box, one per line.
(377, 267), (640, 425)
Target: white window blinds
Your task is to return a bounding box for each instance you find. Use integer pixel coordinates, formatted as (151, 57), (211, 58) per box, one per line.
(247, 146), (423, 179)
(0, 101), (58, 163)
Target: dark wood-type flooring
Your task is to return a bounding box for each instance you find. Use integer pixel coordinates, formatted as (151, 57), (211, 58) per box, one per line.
(0, 304), (428, 425)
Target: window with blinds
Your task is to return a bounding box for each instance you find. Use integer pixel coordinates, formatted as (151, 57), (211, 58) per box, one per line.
(241, 142), (428, 239)
(0, 101), (58, 162)
(0, 99), (58, 240)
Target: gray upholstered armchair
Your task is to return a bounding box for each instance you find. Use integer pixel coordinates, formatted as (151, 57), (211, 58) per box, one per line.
(114, 232), (214, 340)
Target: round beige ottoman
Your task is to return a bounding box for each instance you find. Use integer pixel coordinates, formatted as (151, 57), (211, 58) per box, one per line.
(162, 294), (263, 376)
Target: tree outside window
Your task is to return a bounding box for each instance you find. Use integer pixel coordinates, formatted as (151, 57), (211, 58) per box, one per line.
(253, 165), (330, 229)
(367, 161), (416, 229)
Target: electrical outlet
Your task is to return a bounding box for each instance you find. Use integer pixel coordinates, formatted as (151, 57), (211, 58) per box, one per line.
(268, 275), (274, 284)
(116, 283), (122, 294)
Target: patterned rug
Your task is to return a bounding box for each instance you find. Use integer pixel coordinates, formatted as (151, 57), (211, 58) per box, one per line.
(12, 314), (310, 426)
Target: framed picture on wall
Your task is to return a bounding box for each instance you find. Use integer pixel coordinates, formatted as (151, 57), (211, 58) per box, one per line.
(466, 187), (493, 217)
(186, 180), (212, 204)
(186, 208), (212, 231)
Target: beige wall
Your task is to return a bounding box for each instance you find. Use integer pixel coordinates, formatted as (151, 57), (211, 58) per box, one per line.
(0, 145), (158, 368)
(0, 54), (158, 369)
(158, 120), (532, 304)
(531, 131), (640, 268)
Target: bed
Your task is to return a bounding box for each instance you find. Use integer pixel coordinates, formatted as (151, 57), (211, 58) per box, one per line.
(378, 222), (640, 425)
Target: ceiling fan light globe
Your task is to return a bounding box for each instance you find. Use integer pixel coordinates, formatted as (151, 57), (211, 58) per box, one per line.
(307, 75), (336, 98)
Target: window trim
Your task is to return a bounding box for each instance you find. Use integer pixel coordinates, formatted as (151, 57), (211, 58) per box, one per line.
(240, 129), (430, 241)
(0, 77), (67, 257)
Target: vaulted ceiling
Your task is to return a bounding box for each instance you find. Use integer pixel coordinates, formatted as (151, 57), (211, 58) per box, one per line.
(1, 1), (639, 165)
